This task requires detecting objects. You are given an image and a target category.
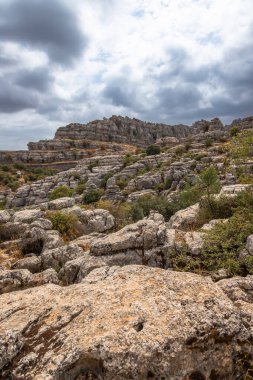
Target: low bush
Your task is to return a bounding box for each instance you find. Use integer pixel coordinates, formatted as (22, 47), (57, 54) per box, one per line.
(75, 180), (87, 195)
(146, 145), (161, 156)
(205, 137), (213, 147)
(46, 211), (78, 235)
(115, 177), (128, 190)
(96, 199), (133, 229)
(169, 191), (253, 276)
(82, 189), (104, 204)
(123, 153), (139, 167)
(230, 126), (240, 137)
(200, 209), (253, 276)
(131, 194), (173, 222)
(49, 185), (74, 200)
(0, 199), (6, 210)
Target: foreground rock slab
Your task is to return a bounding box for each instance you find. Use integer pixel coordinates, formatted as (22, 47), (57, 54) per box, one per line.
(0, 266), (253, 380)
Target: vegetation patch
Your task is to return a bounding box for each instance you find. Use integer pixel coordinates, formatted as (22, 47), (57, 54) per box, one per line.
(49, 185), (74, 200)
(46, 211), (78, 235)
(146, 145), (161, 156)
(82, 189), (104, 204)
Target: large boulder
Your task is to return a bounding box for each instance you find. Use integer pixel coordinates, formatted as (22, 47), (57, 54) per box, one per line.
(0, 269), (32, 294)
(48, 197), (75, 210)
(0, 266), (253, 379)
(58, 253), (106, 285)
(219, 184), (251, 197)
(79, 209), (115, 234)
(90, 212), (166, 256)
(13, 209), (43, 224)
(0, 210), (11, 223)
(12, 256), (42, 274)
(0, 268), (58, 294)
(41, 243), (84, 270)
(168, 203), (200, 230)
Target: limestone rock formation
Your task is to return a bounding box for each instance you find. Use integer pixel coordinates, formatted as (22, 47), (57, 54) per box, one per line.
(1, 266), (253, 380)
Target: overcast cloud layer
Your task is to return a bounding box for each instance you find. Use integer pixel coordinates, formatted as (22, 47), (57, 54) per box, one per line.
(0, 0), (252, 149)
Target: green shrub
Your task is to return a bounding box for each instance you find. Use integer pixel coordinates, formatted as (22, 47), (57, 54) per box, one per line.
(0, 200), (6, 210)
(82, 189), (104, 204)
(46, 211), (78, 235)
(169, 191), (253, 276)
(198, 166), (221, 203)
(115, 177), (128, 190)
(205, 137), (213, 147)
(230, 126), (240, 137)
(200, 209), (253, 276)
(75, 180), (87, 195)
(146, 145), (161, 156)
(1, 165), (10, 172)
(173, 185), (201, 211)
(49, 186), (74, 200)
(96, 199), (133, 230)
(14, 162), (26, 170)
(123, 153), (139, 167)
(131, 194), (173, 222)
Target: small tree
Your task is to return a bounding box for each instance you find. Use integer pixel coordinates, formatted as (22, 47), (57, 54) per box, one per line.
(198, 167), (221, 207)
(230, 126), (240, 137)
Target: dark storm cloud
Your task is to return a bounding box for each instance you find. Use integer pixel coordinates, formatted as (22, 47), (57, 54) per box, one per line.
(102, 77), (138, 108)
(0, 78), (39, 113)
(0, 0), (87, 66)
(156, 85), (202, 110)
(15, 68), (53, 92)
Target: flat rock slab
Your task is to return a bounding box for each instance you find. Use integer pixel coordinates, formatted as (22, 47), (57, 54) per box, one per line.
(0, 266), (252, 380)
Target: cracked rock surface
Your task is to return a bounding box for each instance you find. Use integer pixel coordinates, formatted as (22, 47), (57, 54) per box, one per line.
(1, 265), (253, 380)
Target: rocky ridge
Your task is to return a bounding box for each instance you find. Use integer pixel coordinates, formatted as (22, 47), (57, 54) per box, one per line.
(2, 115), (253, 168)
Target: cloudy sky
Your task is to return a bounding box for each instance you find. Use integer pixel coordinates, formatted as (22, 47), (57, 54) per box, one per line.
(0, 0), (252, 149)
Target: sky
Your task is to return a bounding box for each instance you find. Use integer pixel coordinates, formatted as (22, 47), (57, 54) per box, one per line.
(0, 0), (253, 150)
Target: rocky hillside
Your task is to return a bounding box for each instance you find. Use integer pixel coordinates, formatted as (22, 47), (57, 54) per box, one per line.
(1, 115), (253, 379)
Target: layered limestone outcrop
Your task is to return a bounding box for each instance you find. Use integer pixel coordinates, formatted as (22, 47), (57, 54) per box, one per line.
(1, 115), (253, 168)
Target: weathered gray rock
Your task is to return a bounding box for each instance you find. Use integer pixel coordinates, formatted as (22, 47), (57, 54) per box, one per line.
(12, 256), (42, 274)
(0, 269), (32, 294)
(41, 230), (64, 251)
(30, 218), (53, 230)
(59, 253), (106, 285)
(48, 197), (75, 210)
(0, 266), (253, 379)
(166, 228), (204, 255)
(0, 267), (59, 294)
(182, 231), (204, 255)
(168, 203), (200, 230)
(13, 209), (42, 224)
(79, 208), (115, 234)
(246, 235), (253, 255)
(219, 184), (251, 197)
(30, 268), (59, 287)
(90, 213), (166, 256)
(41, 243), (84, 270)
(0, 210), (11, 223)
